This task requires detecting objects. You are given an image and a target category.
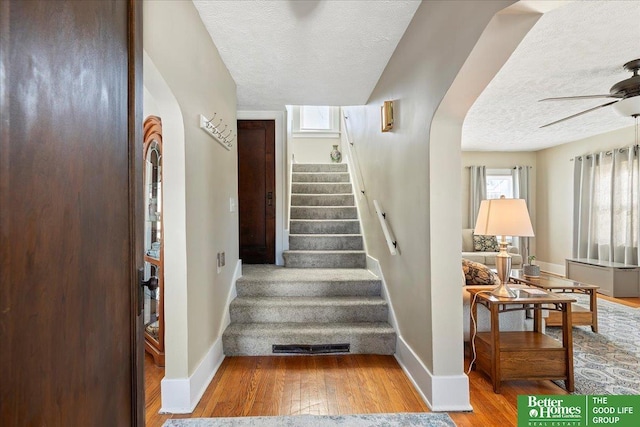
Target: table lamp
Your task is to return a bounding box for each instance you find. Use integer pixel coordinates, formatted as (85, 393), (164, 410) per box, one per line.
(474, 196), (534, 298)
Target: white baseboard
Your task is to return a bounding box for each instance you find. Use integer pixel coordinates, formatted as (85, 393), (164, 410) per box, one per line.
(160, 337), (225, 413)
(538, 261), (565, 276)
(160, 260), (243, 413)
(366, 255), (398, 331)
(395, 335), (472, 412)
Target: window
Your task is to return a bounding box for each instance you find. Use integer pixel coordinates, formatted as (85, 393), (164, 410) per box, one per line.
(486, 169), (515, 244)
(486, 169), (514, 200)
(292, 105), (340, 138)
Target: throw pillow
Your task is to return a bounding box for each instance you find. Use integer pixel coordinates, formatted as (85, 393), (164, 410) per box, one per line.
(472, 233), (500, 252)
(462, 258), (501, 286)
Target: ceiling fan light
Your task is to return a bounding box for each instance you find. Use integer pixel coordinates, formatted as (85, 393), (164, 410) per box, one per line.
(611, 97), (640, 117)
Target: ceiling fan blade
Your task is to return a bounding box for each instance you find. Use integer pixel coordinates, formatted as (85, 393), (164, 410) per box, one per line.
(540, 100), (620, 128)
(540, 94), (623, 101)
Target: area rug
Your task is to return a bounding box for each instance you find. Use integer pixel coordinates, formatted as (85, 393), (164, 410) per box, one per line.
(162, 413), (456, 427)
(545, 294), (640, 395)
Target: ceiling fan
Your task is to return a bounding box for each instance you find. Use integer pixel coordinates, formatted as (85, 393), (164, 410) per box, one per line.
(540, 58), (640, 128)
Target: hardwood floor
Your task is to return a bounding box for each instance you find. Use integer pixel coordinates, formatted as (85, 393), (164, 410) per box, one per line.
(145, 295), (638, 427)
(145, 352), (570, 427)
(599, 294), (640, 308)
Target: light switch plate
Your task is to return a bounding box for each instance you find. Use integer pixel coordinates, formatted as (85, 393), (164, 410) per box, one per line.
(229, 197), (236, 212)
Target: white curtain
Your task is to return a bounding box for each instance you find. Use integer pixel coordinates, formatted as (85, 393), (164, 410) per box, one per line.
(512, 166), (532, 260)
(573, 145), (639, 265)
(469, 166), (486, 228)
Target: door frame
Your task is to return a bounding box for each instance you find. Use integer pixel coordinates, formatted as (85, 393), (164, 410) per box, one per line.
(237, 111), (287, 265)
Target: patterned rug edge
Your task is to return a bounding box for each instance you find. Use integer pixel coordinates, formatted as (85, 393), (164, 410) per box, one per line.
(162, 412), (456, 427)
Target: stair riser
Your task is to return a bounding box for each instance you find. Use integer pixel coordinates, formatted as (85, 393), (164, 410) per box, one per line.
(230, 304), (388, 323)
(290, 221), (360, 234)
(290, 207), (357, 220)
(289, 235), (363, 250)
(293, 164), (348, 173)
(291, 194), (355, 207)
(292, 173), (350, 183)
(223, 331), (396, 356)
(284, 252), (366, 268)
(236, 281), (381, 297)
(292, 183), (352, 194)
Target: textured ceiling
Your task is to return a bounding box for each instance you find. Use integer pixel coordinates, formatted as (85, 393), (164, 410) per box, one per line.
(462, 0), (640, 152)
(193, 0), (420, 110)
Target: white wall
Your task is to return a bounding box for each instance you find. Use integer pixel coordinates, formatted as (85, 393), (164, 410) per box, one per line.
(535, 125), (637, 274)
(144, 0), (238, 411)
(343, 0), (522, 411)
(292, 136), (342, 164)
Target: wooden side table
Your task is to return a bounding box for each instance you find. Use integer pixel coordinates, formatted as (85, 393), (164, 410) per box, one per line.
(510, 270), (599, 332)
(468, 287), (576, 393)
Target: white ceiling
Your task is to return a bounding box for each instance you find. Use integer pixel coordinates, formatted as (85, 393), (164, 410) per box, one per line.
(192, 0), (420, 111)
(462, 0), (640, 152)
(192, 1), (640, 151)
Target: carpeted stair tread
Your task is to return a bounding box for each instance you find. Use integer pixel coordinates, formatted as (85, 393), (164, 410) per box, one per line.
(230, 296), (388, 323)
(237, 280), (381, 297)
(291, 194), (355, 206)
(289, 234), (364, 250)
(224, 322), (395, 335)
(292, 172), (350, 182)
(290, 206), (358, 219)
(293, 163), (348, 173)
(290, 219), (360, 234)
(231, 295), (387, 307)
(238, 265), (381, 295)
(240, 264), (379, 282)
(283, 250), (366, 268)
(292, 183), (353, 194)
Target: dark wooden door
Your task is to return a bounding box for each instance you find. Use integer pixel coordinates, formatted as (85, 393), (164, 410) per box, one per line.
(0, 1), (144, 426)
(238, 120), (276, 264)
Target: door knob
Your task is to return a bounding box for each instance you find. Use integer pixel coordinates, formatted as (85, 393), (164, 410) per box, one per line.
(141, 276), (159, 291)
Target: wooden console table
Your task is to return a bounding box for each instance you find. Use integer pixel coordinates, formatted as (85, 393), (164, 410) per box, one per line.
(468, 287), (575, 393)
(510, 270), (599, 332)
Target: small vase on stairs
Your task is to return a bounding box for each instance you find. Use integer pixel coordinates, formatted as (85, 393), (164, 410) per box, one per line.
(330, 144), (342, 163)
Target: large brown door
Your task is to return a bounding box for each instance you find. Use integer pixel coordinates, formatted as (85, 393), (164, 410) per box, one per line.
(238, 120), (276, 264)
(0, 1), (144, 426)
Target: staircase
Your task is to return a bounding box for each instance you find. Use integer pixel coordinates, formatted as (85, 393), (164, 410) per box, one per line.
(285, 163), (366, 268)
(222, 163), (395, 356)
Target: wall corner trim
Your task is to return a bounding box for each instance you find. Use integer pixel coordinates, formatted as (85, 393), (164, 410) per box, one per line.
(395, 335), (473, 412)
(160, 337), (225, 414)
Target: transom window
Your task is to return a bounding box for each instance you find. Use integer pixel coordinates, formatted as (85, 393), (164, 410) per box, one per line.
(292, 105), (340, 138)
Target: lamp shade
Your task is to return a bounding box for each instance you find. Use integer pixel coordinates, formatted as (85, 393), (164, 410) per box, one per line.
(474, 198), (534, 237)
